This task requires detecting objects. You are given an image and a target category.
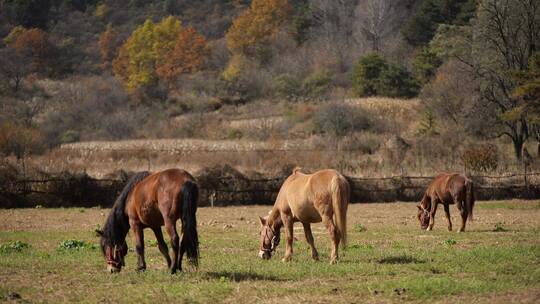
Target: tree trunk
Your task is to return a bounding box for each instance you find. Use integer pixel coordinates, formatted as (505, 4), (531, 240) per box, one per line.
(513, 137), (524, 160)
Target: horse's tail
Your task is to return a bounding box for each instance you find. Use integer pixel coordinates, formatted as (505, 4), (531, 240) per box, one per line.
(181, 180), (199, 267)
(331, 174), (349, 249)
(465, 178), (475, 222)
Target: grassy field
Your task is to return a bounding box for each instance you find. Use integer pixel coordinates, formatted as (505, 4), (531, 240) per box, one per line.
(0, 201), (539, 303)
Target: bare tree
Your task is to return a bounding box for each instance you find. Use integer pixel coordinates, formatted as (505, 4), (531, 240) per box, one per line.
(0, 48), (31, 92)
(354, 0), (400, 52)
(309, 0), (359, 71)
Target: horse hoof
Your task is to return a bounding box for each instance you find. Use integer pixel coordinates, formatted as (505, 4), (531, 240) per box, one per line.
(330, 259), (338, 265)
(282, 257), (291, 263)
(426, 227), (432, 231)
(448, 227), (452, 232)
(312, 255), (320, 261)
(137, 267), (146, 272)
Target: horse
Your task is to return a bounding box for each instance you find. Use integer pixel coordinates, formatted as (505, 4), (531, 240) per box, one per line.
(96, 168), (199, 274)
(417, 173), (475, 232)
(258, 168), (350, 264)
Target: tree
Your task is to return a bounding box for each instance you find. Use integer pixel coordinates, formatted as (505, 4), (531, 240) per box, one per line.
(98, 24), (118, 71)
(402, 0), (477, 46)
(4, 0), (51, 29)
(156, 27), (208, 86)
(351, 53), (388, 97)
(354, 0), (400, 52)
(413, 47), (443, 84)
(0, 47), (31, 92)
(112, 16), (209, 92)
(433, 0), (540, 160)
(226, 0), (293, 57)
(10, 28), (52, 74)
(113, 17), (182, 91)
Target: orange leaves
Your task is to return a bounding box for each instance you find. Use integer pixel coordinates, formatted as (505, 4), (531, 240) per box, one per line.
(112, 17), (208, 91)
(225, 0), (292, 55)
(5, 27), (51, 73)
(156, 27), (208, 85)
(98, 24), (118, 71)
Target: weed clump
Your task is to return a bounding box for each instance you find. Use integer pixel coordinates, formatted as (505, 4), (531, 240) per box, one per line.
(0, 241), (30, 253)
(58, 239), (96, 251)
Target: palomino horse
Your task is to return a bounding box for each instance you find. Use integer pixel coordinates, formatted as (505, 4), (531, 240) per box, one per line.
(417, 173), (475, 232)
(96, 168), (199, 273)
(258, 168), (350, 264)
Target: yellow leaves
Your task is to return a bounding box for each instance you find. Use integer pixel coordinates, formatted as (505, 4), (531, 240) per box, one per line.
(112, 16), (208, 92)
(225, 0), (292, 55)
(222, 54), (246, 81)
(3, 26), (26, 45)
(95, 3), (109, 19)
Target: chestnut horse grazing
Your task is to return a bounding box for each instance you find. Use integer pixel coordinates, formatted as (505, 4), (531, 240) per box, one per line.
(417, 173), (475, 232)
(258, 168), (350, 264)
(96, 168), (199, 274)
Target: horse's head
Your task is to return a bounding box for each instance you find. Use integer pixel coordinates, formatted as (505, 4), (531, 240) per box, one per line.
(258, 216), (280, 260)
(96, 229), (128, 273)
(417, 205), (430, 230)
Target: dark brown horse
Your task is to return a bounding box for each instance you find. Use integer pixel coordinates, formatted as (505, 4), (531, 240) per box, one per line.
(417, 173), (475, 232)
(96, 168), (199, 274)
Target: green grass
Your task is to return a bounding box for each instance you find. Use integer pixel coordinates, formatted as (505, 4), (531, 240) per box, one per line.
(477, 201), (540, 210)
(0, 203), (539, 303)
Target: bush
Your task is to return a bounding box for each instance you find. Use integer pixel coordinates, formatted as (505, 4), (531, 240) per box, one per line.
(301, 70), (332, 100)
(378, 65), (419, 98)
(312, 102), (371, 137)
(0, 241), (30, 253)
(59, 130), (80, 144)
(414, 47), (443, 85)
(461, 144), (498, 172)
(351, 54), (419, 98)
(273, 74), (301, 100)
(351, 54), (387, 97)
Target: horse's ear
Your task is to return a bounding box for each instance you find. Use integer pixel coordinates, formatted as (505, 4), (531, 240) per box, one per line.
(258, 216), (266, 226)
(95, 229), (104, 237)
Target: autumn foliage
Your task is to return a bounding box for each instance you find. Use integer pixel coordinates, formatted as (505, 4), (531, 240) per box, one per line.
(112, 16), (208, 91)
(225, 0), (292, 56)
(4, 27), (51, 74)
(98, 24), (118, 71)
(156, 27), (208, 85)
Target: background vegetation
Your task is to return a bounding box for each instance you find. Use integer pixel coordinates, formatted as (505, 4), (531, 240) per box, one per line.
(0, 0), (539, 177)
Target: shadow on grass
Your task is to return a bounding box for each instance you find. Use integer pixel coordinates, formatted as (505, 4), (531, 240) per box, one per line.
(203, 271), (286, 282)
(377, 255), (424, 264)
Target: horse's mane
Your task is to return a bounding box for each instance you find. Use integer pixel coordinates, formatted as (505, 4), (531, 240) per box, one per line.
(102, 171), (150, 246)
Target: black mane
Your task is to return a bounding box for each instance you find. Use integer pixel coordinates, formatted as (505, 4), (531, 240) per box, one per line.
(101, 171), (150, 246)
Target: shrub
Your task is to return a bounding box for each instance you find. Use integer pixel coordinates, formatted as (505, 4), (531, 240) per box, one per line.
(59, 130), (80, 144)
(351, 54), (387, 97)
(273, 74), (301, 100)
(461, 144), (498, 172)
(443, 238), (457, 246)
(301, 70), (332, 100)
(414, 47), (443, 85)
(351, 54), (419, 98)
(0, 241), (30, 253)
(378, 65), (419, 98)
(312, 103), (371, 137)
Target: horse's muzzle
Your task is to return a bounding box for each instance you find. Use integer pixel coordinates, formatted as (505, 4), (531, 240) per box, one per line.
(107, 265), (121, 273)
(259, 250), (271, 260)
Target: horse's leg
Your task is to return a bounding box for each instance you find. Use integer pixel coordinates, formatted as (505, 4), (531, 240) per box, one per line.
(281, 214), (294, 262)
(322, 214), (340, 264)
(164, 220), (180, 274)
(131, 222), (146, 271)
(458, 203), (468, 233)
(444, 204), (452, 231)
(178, 238), (186, 272)
(152, 227), (171, 268)
(427, 198), (438, 231)
(302, 223), (319, 261)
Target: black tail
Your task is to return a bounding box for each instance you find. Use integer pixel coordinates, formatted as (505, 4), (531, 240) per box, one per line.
(181, 180), (199, 267)
(465, 179), (475, 221)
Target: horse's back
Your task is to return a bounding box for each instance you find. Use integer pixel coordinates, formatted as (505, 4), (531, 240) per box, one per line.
(128, 168), (195, 227)
(280, 169), (346, 223)
(429, 173), (468, 203)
